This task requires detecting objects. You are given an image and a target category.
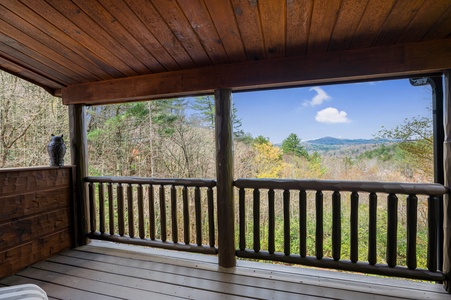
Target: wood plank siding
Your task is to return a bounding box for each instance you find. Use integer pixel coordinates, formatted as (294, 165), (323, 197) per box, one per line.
(1, 240), (449, 299)
(0, 166), (75, 278)
(0, 1), (449, 101)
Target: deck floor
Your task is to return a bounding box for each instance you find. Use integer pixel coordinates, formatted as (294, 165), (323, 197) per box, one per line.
(0, 241), (448, 300)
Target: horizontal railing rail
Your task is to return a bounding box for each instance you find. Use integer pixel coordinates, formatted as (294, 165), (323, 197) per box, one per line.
(85, 176), (217, 255)
(234, 178), (448, 281)
(234, 178), (448, 195)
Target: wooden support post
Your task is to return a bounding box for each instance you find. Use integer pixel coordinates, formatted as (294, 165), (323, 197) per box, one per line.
(444, 71), (451, 292)
(410, 76), (444, 270)
(215, 89), (236, 268)
(69, 104), (89, 246)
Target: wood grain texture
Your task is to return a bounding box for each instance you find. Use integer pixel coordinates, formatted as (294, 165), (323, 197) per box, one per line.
(397, 1), (450, 43)
(1, 0), (451, 96)
(0, 33), (76, 86)
(177, 0), (229, 65)
(62, 39), (451, 105)
(328, 0), (367, 51)
(215, 89), (236, 268)
(423, 5), (451, 40)
(1, 0), (124, 79)
(234, 178), (449, 196)
(0, 1), (113, 81)
(0, 167), (74, 279)
(373, 0), (425, 46)
(21, 0), (137, 77)
(151, 0), (211, 67)
(286, 0), (313, 56)
(350, 0), (396, 49)
(98, 0), (179, 72)
(203, 0), (247, 63)
(259, 0), (286, 58)
(71, 0), (165, 73)
(307, 0), (341, 53)
(0, 18), (94, 83)
(0, 188), (70, 222)
(125, 0), (196, 69)
(231, 0), (266, 61)
(68, 105), (88, 246)
(44, 0), (147, 76)
(1, 241), (449, 299)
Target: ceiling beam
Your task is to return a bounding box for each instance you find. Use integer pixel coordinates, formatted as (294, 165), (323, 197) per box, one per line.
(62, 39), (451, 105)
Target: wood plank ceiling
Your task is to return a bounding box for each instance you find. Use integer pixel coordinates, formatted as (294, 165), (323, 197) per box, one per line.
(0, 0), (450, 104)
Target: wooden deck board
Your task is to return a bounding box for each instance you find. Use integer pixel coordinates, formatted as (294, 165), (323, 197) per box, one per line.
(0, 240), (448, 300)
(59, 249), (398, 299)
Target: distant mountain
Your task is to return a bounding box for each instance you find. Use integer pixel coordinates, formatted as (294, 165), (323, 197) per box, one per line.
(306, 136), (390, 146)
(300, 136), (394, 155)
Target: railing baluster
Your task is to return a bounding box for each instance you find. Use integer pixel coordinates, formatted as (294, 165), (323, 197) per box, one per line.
(253, 189), (260, 253)
(239, 188), (246, 251)
(148, 185), (155, 240)
(316, 191), (323, 259)
(108, 183), (114, 235)
(137, 184), (145, 239)
(195, 186), (202, 246)
(386, 193), (398, 268)
(283, 190), (290, 256)
(428, 195), (438, 271)
(299, 190), (307, 258)
(350, 192), (359, 263)
(83, 177), (218, 255)
(98, 182), (105, 234)
(332, 191), (341, 261)
(207, 187), (215, 247)
(127, 183), (134, 238)
(407, 194), (418, 270)
(117, 183), (125, 236)
(268, 189), (275, 254)
(88, 182), (96, 233)
(183, 186), (190, 244)
(368, 192), (377, 265)
(171, 185), (178, 243)
(160, 185), (167, 242)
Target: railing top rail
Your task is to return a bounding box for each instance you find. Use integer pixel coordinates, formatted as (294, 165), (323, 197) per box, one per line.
(85, 176), (217, 188)
(234, 178), (449, 196)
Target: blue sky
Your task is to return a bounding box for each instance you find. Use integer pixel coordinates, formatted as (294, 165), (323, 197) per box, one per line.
(232, 79), (432, 144)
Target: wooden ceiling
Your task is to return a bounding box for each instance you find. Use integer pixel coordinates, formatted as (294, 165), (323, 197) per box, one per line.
(1, 0), (451, 105)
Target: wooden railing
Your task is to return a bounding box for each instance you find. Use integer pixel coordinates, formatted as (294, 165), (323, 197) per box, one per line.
(234, 179), (448, 281)
(85, 176), (217, 254)
(85, 176), (448, 281)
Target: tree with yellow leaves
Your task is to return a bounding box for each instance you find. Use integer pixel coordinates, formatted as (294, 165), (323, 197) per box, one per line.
(253, 142), (286, 178)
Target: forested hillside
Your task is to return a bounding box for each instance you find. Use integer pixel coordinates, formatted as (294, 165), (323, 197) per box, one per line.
(0, 71), (433, 183)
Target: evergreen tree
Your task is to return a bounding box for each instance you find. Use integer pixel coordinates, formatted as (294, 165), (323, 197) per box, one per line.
(191, 95), (242, 133)
(253, 135), (270, 145)
(281, 133), (308, 158)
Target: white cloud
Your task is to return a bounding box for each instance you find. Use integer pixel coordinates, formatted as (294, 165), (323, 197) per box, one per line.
(303, 86), (331, 106)
(315, 107), (350, 124)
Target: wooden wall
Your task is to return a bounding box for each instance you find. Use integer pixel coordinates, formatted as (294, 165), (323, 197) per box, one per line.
(0, 166), (75, 278)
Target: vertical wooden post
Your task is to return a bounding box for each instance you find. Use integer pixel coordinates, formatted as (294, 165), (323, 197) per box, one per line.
(69, 104), (89, 246)
(215, 89), (236, 268)
(443, 71), (451, 292)
(430, 77), (445, 270)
